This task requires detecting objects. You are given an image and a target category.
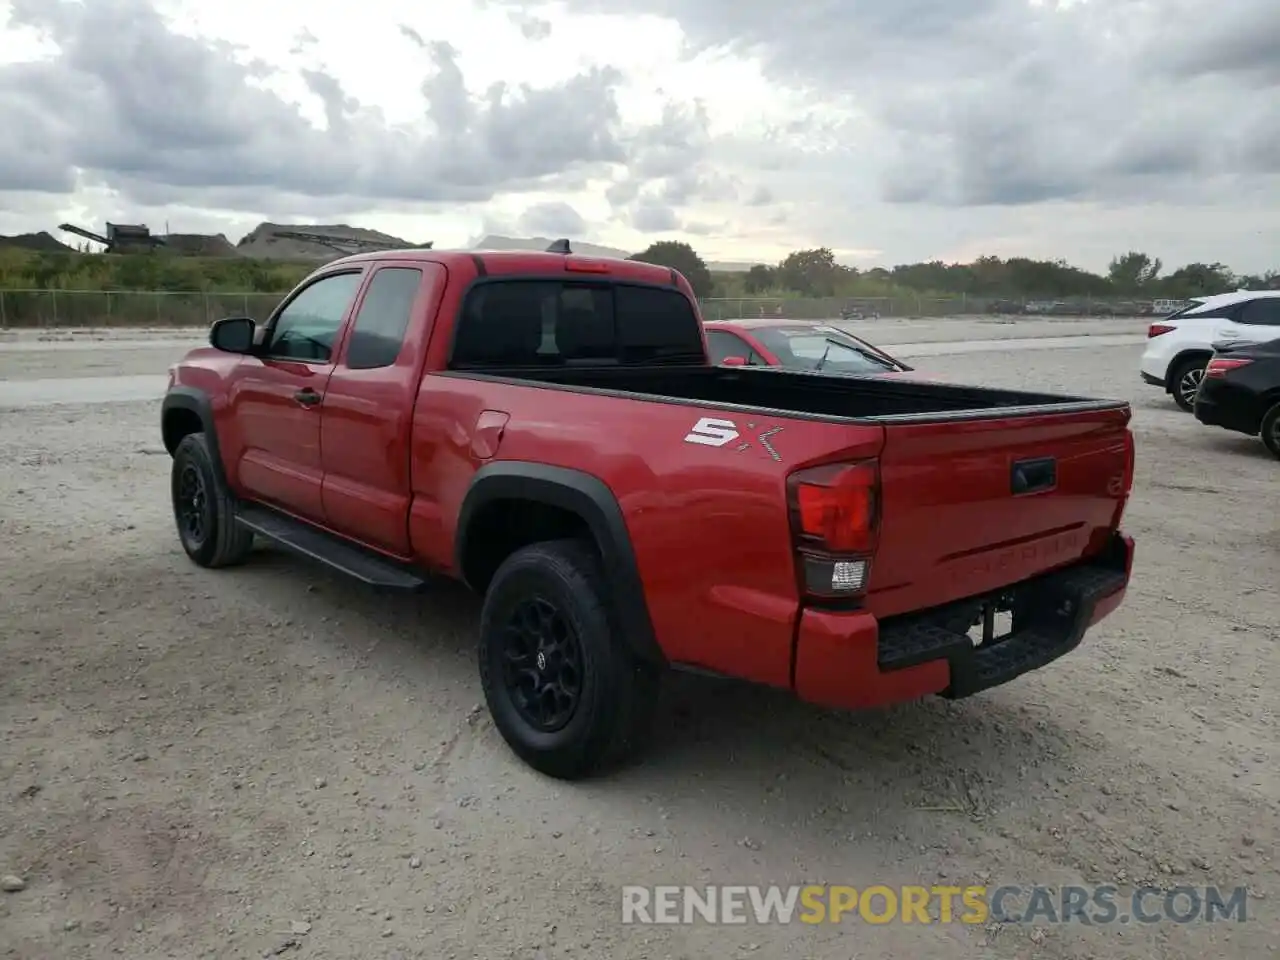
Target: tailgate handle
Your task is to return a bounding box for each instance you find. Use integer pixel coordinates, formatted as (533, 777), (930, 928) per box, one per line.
(1011, 456), (1056, 495)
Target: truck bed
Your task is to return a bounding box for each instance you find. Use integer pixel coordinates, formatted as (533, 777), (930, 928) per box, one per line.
(467, 363), (1125, 422)
(445, 361), (1133, 621)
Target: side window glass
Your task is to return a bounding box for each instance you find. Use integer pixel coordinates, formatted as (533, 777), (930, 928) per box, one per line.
(1239, 299), (1280, 326)
(345, 268), (423, 369)
(706, 331), (746, 363)
(267, 272), (364, 362)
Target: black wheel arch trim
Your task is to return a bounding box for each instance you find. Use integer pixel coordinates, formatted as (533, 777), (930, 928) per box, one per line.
(161, 386), (230, 490)
(456, 461), (667, 666)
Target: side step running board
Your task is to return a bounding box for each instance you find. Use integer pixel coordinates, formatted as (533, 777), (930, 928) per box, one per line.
(235, 504), (428, 592)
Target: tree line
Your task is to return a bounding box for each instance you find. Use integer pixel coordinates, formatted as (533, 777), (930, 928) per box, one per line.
(0, 248), (314, 294)
(631, 242), (1280, 302)
(1, 243), (1275, 302)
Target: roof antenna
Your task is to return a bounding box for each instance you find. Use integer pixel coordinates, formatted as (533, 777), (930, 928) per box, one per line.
(545, 238), (572, 254)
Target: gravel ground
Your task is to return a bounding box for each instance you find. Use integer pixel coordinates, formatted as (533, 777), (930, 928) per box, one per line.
(0, 335), (1276, 959)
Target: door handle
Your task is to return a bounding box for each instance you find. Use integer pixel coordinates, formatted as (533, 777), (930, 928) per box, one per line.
(294, 388), (322, 407)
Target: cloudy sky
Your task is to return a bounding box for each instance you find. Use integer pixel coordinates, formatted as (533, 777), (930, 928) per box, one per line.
(0, 0), (1276, 271)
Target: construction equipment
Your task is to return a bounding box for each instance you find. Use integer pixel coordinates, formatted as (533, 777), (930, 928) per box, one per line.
(58, 222), (166, 253)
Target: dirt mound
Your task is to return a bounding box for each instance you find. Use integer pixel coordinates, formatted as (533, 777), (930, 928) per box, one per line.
(235, 222), (426, 260)
(161, 233), (238, 257)
(0, 231), (75, 252)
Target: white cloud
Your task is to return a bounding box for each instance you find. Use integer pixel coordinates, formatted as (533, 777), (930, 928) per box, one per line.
(0, 0), (1277, 271)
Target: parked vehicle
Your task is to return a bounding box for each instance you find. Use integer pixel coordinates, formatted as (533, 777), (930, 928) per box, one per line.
(704, 318), (914, 376)
(1140, 290), (1280, 411)
(161, 243), (1136, 780)
(1193, 338), (1280, 459)
(839, 304), (881, 322)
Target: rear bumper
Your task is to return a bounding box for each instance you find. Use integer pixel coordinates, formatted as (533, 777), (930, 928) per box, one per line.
(1139, 344), (1172, 384)
(792, 532), (1134, 710)
(1194, 386), (1261, 436)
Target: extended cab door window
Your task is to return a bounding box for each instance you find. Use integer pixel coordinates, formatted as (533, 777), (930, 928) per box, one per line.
(265, 271), (364, 362)
(344, 267), (423, 369)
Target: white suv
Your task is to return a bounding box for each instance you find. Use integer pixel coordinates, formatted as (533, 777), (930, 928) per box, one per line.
(1139, 290), (1280, 410)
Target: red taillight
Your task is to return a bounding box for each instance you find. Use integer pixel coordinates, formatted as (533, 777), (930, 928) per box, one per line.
(1148, 323), (1175, 337)
(1110, 430), (1136, 530)
(1205, 357), (1252, 378)
(787, 461), (880, 598)
(789, 461), (878, 552)
(1122, 431), (1135, 496)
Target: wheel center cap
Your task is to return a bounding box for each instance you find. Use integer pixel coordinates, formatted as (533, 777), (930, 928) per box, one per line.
(536, 651), (547, 672)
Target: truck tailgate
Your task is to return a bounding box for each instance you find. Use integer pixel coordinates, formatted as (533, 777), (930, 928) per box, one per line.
(865, 404), (1132, 618)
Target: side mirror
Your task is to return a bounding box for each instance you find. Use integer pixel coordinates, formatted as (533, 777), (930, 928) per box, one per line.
(210, 316), (256, 354)
(721, 355), (748, 366)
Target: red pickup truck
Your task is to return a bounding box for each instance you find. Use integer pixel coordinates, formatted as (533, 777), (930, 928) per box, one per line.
(161, 244), (1136, 779)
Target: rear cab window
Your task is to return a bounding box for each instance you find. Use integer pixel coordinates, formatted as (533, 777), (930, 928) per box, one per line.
(450, 280), (706, 368)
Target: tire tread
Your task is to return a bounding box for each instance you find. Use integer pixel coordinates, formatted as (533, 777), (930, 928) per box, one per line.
(479, 538), (659, 779)
(173, 432), (254, 568)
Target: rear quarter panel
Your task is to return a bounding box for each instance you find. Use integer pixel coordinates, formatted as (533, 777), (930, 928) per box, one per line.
(407, 376), (884, 688)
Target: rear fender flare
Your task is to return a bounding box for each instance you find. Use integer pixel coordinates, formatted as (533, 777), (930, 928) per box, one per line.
(161, 387), (230, 489)
(456, 462), (666, 666)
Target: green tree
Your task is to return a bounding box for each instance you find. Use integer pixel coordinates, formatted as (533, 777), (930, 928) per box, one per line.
(629, 241), (713, 298)
(1107, 251), (1162, 292)
(777, 247), (844, 297)
(1235, 269), (1280, 291)
(1161, 262), (1236, 298)
(743, 264), (775, 293)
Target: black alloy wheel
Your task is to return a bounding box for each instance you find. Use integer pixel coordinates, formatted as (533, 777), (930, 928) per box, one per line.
(478, 538), (661, 779)
(176, 462), (210, 550)
(501, 596), (584, 732)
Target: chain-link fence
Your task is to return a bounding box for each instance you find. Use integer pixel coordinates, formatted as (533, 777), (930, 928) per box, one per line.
(0, 289), (1174, 328)
(0, 290), (286, 327)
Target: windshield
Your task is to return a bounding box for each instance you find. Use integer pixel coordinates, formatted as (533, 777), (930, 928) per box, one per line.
(752, 325), (898, 373)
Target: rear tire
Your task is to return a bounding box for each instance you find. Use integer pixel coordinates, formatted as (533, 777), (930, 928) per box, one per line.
(171, 433), (254, 568)
(1169, 356), (1207, 412)
(479, 539), (660, 780)
(1261, 402), (1280, 460)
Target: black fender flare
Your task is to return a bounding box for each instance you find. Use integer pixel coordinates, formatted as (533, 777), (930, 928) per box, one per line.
(161, 386), (230, 489)
(456, 461), (666, 666)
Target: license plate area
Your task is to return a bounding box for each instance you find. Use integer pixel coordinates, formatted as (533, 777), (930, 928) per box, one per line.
(876, 533), (1132, 688)
(966, 600), (1015, 648)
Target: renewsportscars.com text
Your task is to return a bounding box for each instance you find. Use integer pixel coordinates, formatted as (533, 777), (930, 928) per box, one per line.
(621, 884), (1250, 926)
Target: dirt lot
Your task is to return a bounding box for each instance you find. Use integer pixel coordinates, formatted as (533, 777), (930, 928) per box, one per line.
(0, 328), (1276, 959)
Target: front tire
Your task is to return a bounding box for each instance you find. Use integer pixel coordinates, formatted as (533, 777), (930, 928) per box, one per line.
(1169, 356), (1207, 412)
(479, 539), (660, 780)
(171, 432), (254, 568)
(1261, 402), (1280, 460)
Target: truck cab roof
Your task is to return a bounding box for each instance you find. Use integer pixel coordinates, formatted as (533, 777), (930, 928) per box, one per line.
(316, 247), (682, 288)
